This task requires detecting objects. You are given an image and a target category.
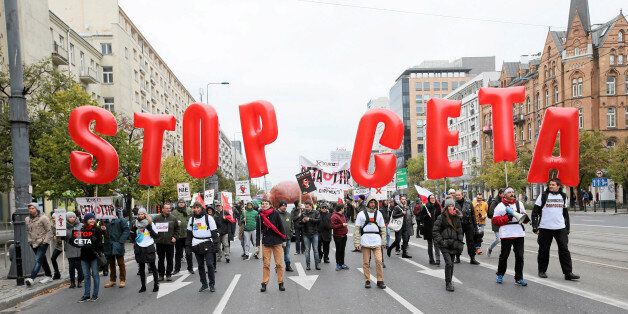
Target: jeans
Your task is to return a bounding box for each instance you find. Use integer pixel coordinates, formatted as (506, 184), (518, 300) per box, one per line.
(283, 240), (291, 268)
(333, 236), (347, 266)
(489, 231), (500, 251)
(157, 243), (174, 277)
(51, 248), (62, 275)
(194, 249), (215, 286)
(81, 259), (99, 298)
(243, 230), (257, 255)
(139, 260), (158, 288)
(497, 237), (525, 281)
(30, 244), (52, 279)
(303, 234), (320, 267)
(174, 238), (193, 272)
(68, 257), (84, 284)
(427, 239), (441, 262)
(385, 228), (391, 247)
(537, 228), (573, 274)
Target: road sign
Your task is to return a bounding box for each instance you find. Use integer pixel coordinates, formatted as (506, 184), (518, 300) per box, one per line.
(592, 178), (608, 187)
(396, 168), (408, 189)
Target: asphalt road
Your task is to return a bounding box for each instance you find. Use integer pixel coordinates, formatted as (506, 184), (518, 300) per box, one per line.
(4, 213), (628, 313)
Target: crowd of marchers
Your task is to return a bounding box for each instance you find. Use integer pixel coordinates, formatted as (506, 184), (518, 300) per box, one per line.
(20, 178), (579, 302)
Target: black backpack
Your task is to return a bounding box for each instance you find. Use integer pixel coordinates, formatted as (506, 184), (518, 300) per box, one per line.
(359, 209), (380, 236)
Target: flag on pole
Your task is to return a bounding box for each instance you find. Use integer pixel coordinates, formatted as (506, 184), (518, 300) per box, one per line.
(414, 185), (433, 203)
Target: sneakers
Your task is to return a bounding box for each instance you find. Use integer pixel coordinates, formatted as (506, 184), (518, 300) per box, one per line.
(538, 272), (548, 278)
(166, 276), (172, 282)
(260, 283), (267, 292)
(188, 269), (195, 275)
(341, 264), (350, 270)
(104, 281), (116, 288)
(77, 281), (82, 288)
(315, 265), (321, 270)
(364, 280), (371, 289)
(90, 296), (99, 302)
(172, 270), (180, 276)
(39, 276), (53, 284)
(210, 285), (215, 292)
(158, 275), (165, 282)
(470, 258), (480, 265)
(565, 273), (580, 281)
(77, 296), (90, 303)
(376, 281), (386, 289)
(429, 260), (437, 265)
(199, 284), (209, 292)
(515, 279), (528, 287)
(69, 282), (76, 289)
(306, 265), (311, 271)
(335, 265), (342, 271)
(435, 261), (441, 266)
(25, 278), (34, 287)
(323, 258), (330, 264)
(401, 252), (412, 259)
(285, 266), (294, 272)
(454, 256), (461, 264)
(496, 275), (504, 284)
(446, 282), (454, 292)
(119, 280), (126, 288)
(153, 284), (159, 292)
(278, 283), (285, 291)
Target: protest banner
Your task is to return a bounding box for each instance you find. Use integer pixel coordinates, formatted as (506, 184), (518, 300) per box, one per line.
(76, 197), (116, 220)
(295, 171), (317, 194)
(54, 208), (67, 236)
(177, 183), (191, 201)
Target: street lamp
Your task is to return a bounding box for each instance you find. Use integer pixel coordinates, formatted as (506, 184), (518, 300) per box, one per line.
(204, 81), (229, 103)
(202, 82), (229, 196)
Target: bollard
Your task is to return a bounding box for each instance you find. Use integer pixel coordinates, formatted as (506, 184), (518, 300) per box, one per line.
(15, 241), (24, 286)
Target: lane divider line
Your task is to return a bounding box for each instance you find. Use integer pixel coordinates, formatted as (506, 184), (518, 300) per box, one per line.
(357, 268), (423, 314)
(213, 274), (241, 314)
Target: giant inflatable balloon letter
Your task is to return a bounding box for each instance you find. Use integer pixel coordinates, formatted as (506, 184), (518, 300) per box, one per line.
(426, 98), (463, 179)
(350, 109), (403, 188)
(134, 112), (176, 186)
(239, 101), (278, 178)
(527, 108), (579, 186)
(183, 103), (219, 178)
(478, 87), (525, 162)
(68, 106), (119, 184)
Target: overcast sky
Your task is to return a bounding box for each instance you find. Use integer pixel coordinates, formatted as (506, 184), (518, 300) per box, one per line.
(119, 0), (624, 186)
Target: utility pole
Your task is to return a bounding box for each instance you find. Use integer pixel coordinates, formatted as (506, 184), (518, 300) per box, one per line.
(5, 0), (34, 284)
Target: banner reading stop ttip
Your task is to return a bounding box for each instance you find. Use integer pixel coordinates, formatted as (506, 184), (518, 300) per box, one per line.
(67, 90), (580, 191)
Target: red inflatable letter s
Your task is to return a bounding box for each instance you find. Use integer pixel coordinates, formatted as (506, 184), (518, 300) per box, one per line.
(350, 109), (403, 188)
(183, 103), (219, 178)
(68, 106), (119, 184)
(134, 112), (176, 186)
(239, 101), (278, 178)
(425, 98), (462, 179)
(527, 108), (579, 186)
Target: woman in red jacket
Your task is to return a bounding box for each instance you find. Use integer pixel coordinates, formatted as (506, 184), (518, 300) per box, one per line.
(330, 203), (349, 271)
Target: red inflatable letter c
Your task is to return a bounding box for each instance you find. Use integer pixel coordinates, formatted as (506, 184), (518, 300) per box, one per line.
(350, 109), (403, 188)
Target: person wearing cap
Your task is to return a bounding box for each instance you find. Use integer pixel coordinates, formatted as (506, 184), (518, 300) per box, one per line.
(317, 202), (333, 264)
(132, 208), (160, 293)
(103, 208), (130, 288)
(454, 190), (479, 265)
(487, 188), (505, 257)
(187, 201), (219, 292)
(153, 203), (179, 282)
(78, 212), (104, 302)
(65, 211), (84, 289)
(433, 198), (464, 292)
(354, 196), (386, 289)
(492, 187), (529, 286)
(277, 201), (294, 272)
(172, 199), (194, 275)
(24, 203), (53, 287)
(259, 199), (287, 292)
(295, 200), (321, 270)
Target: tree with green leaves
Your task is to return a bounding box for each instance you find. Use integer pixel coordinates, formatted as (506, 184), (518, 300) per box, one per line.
(607, 143), (628, 205)
(139, 156), (203, 208)
(406, 155), (424, 200)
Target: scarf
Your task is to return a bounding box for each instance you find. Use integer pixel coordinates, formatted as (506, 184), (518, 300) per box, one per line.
(135, 218), (149, 229)
(502, 197), (517, 205)
(260, 208), (286, 239)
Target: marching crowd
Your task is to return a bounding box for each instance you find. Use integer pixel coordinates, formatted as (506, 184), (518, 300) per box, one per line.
(20, 178), (581, 302)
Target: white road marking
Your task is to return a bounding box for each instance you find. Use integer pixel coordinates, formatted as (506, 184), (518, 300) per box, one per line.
(289, 262), (319, 290)
(581, 219), (604, 222)
(405, 241), (628, 311)
(213, 274), (241, 314)
(397, 254), (462, 284)
(357, 268), (423, 314)
(521, 248), (628, 271)
(571, 223), (628, 229)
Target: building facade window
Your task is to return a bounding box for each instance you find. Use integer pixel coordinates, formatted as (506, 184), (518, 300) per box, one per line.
(554, 85), (559, 104)
(103, 66), (114, 83)
(607, 76), (616, 95)
(417, 120), (426, 140)
(415, 82), (422, 91)
(423, 82), (430, 91)
(619, 55), (624, 65)
(527, 123), (532, 141)
(610, 55), (615, 65)
(526, 97), (530, 114)
(442, 82), (448, 91)
(607, 107), (616, 128)
(125, 47), (129, 59)
(619, 31), (624, 43)
(69, 43), (75, 64)
(578, 108), (583, 129)
(433, 82), (440, 91)
(103, 97), (114, 112)
(535, 92), (540, 110)
(545, 89), (549, 107)
(101, 43), (112, 55)
(79, 51), (85, 70)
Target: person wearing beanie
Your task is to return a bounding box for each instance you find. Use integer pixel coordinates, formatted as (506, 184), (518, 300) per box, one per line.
(433, 197), (464, 292)
(532, 178), (580, 281)
(354, 196), (386, 289)
(77, 212), (104, 302)
(65, 211), (84, 289)
(103, 208), (130, 289)
(492, 187), (529, 286)
(132, 208), (160, 293)
(172, 199), (194, 275)
(186, 202), (219, 292)
(24, 203), (53, 287)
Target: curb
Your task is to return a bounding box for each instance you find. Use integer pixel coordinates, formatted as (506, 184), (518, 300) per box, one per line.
(0, 254), (135, 311)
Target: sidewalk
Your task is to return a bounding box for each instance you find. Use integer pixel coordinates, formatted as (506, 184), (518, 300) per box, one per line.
(0, 243), (134, 311)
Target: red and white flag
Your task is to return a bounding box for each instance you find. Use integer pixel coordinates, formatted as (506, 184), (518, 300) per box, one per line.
(414, 185), (433, 203)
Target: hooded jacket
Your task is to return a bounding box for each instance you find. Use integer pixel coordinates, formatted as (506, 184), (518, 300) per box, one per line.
(353, 196), (386, 248)
(419, 201), (442, 241)
(25, 212), (53, 248)
(318, 209), (333, 242)
(455, 198), (476, 228)
(103, 209), (130, 256)
(171, 205), (191, 239)
(432, 210), (464, 255)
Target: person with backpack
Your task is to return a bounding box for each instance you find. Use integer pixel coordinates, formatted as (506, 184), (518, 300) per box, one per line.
(420, 194), (442, 265)
(492, 187), (529, 287)
(354, 196), (386, 289)
(487, 189), (504, 257)
(532, 179), (580, 281)
(187, 201), (219, 292)
(432, 198), (464, 292)
(131, 208), (159, 293)
(103, 208), (130, 288)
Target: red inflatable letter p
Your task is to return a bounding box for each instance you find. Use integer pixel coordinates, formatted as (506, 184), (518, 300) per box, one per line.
(239, 101), (278, 178)
(68, 106), (119, 184)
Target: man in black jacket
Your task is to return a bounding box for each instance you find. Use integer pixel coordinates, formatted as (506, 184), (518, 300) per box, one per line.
(154, 204), (179, 282)
(295, 200), (321, 270)
(214, 202), (234, 264)
(259, 199), (286, 292)
(532, 179), (580, 281)
(454, 190), (479, 265)
(317, 203), (332, 264)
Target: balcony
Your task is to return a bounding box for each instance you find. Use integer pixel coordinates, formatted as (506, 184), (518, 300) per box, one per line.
(140, 83), (148, 95)
(51, 42), (68, 66)
(513, 114), (525, 125)
(139, 62), (147, 74)
(151, 90), (158, 104)
(482, 125), (493, 134)
(79, 67), (98, 84)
